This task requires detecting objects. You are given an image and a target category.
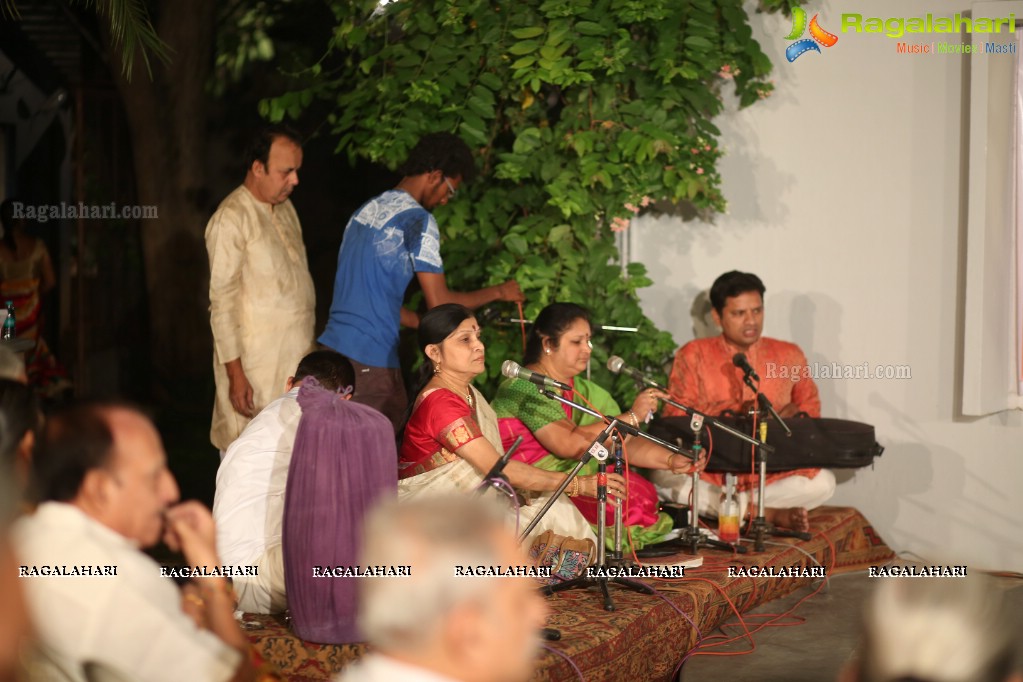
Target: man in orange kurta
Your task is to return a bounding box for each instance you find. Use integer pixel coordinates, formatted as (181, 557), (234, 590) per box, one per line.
(650, 271), (835, 532)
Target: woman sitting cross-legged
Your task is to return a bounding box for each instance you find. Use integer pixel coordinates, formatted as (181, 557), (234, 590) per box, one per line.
(491, 302), (705, 550)
(398, 303), (613, 544)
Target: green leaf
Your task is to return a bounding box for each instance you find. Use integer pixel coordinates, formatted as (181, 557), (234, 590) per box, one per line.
(478, 72), (503, 90)
(504, 234), (529, 256)
(575, 21), (607, 36)
(684, 36), (714, 49)
(511, 26), (546, 39)
(508, 40), (541, 55)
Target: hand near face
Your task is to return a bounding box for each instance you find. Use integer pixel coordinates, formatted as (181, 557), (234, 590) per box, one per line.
(163, 501), (220, 567)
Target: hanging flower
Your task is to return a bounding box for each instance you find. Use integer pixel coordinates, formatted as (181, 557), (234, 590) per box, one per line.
(610, 216), (631, 232)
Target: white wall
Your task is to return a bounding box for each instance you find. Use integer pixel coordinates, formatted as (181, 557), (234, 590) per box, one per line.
(631, 0), (1023, 571)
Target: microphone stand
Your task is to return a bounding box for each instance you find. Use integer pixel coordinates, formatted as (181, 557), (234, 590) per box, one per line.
(518, 388), (694, 611)
(475, 436), (522, 499)
(625, 376), (763, 555)
(672, 415), (747, 555)
(739, 373), (811, 551)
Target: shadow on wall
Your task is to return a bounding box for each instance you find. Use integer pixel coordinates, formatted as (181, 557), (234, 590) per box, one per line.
(784, 293), (848, 418)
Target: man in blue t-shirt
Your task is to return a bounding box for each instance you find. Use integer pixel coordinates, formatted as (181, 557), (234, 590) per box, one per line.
(319, 133), (524, 429)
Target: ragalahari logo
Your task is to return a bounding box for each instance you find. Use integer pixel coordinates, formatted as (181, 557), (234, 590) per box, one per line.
(785, 7), (839, 62)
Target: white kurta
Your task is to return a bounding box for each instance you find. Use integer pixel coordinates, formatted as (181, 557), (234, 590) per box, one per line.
(13, 503), (240, 682)
(206, 185), (315, 451)
(213, 388), (300, 613)
(335, 655), (460, 682)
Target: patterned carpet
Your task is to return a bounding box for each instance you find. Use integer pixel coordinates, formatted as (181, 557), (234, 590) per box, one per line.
(243, 506), (893, 681)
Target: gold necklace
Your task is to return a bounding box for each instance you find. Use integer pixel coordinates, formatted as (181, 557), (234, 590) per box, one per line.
(435, 376), (474, 408)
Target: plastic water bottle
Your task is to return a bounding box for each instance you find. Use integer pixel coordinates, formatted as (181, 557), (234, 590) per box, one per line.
(1, 301), (14, 340)
(718, 474), (740, 543)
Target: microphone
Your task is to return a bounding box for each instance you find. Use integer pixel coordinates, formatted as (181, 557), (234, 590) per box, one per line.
(731, 353), (760, 382)
(501, 360), (572, 392)
(606, 356), (667, 390)
(476, 436), (523, 496)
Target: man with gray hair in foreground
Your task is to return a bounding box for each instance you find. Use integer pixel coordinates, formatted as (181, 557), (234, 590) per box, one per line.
(840, 573), (1022, 682)
(337, 498), (548, 682)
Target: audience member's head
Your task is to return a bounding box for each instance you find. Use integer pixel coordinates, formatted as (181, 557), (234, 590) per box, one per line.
(0, 346), (26, 383)
(523, 302), (590, 365)
(843, 574), (1022, 682)
(32, 403), (179, 548)
(290, 350), (356, 395)
(0, 408), (31, 681)
(0, 379), (41, 493)
(397, 132), (477, 185)
(0, 465), (31, 682)
(357, 498), (546, 682)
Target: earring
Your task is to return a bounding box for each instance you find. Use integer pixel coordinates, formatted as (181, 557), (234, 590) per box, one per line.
(433, 361), (441, 375)
(545, 348), (551, 355)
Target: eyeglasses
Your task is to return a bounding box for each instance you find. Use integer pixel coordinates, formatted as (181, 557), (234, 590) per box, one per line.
(443, 177), (457, 199)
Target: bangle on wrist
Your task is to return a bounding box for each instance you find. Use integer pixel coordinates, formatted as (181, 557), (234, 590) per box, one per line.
(666, 452), (677, 471)
(199, 580), (237, 606)
(628, 411), (639, 429)
(567, 477), (580, 498)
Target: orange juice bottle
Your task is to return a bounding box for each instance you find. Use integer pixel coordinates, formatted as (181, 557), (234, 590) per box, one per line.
(718, 474), (740, 543)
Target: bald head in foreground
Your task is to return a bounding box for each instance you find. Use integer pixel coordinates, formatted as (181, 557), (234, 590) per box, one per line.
(337, 497), (548, 682)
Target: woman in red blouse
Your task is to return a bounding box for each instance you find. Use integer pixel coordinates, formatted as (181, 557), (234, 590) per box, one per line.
(398, 304), (618, 543)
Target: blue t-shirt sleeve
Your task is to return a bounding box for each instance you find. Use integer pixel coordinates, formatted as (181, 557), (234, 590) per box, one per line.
(405, 211), (444, 274)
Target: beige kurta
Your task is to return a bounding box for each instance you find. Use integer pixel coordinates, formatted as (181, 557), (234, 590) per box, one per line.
(206, 185), (315, 451)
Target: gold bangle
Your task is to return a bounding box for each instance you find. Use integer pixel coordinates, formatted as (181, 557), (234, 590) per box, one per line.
(199, 580), (237, 606)
(666, 452), (677, 471)
(567, 477), (580, 498)
(628, 411), (639, 428)
(184, 594), (205, 608)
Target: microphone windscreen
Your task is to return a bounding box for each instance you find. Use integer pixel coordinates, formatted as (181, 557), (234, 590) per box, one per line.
(607, 356), (625, 374)
(732, 353), (747, 368)
(501, 360), (520, 379)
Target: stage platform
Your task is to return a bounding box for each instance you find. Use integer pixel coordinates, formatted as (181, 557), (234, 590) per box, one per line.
(242, 506), (893, 681)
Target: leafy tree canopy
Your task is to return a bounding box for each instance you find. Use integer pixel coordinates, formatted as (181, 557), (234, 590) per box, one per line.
(265, 0), (801, 398)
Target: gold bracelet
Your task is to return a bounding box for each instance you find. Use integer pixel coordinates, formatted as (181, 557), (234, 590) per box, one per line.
(567, 477), (580, 497)
(628, 411), (639, 428)
(198, 580), (237, 607)
(666, 452), (677, 471)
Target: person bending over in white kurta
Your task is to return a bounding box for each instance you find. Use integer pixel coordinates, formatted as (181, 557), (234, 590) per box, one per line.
(213, 349), (355, 614)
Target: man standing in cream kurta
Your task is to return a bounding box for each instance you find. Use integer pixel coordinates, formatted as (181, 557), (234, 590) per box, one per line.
(206, 127), (315, 452)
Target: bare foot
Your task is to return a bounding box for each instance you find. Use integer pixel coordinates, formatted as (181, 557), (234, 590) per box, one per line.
(765, 507), (810, 533)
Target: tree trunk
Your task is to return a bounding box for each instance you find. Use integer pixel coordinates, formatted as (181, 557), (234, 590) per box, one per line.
(106, 0), (216, 402)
